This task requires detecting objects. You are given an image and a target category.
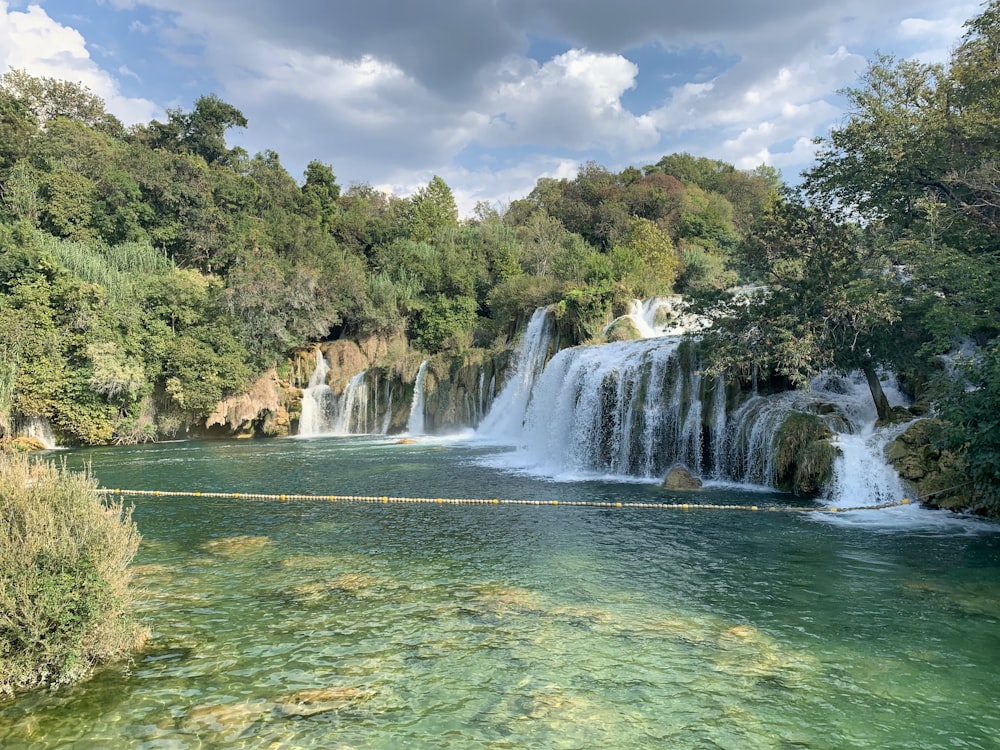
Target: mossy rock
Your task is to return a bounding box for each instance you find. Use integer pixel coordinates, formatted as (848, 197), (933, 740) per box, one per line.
(887, 420), (971, 510)
(604, 318), (642, 342)
(792, 440), (838, 494)
(774, 411), (836, 495)
(4, 436), (50, 453)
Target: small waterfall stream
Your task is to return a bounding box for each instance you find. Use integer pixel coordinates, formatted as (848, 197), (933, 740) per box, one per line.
(407, 360), (429, 435)
(477, 308), (554, 439)
(17, 415), (57, 449)
(298, 351), (383, 436)
(298, 349), (333, 436)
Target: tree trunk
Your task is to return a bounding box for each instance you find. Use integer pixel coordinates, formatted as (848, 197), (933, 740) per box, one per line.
(863, 361), (892, 423)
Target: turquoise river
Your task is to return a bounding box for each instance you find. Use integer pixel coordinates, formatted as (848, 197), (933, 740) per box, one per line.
(1, 435), (999, 749)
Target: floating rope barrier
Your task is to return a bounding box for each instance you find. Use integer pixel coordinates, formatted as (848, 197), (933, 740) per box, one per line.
(97, 488), (912, 513)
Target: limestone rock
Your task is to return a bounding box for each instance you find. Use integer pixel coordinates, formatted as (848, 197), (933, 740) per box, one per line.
(662, 466), (703, 490)
(204, 367), (288, 436)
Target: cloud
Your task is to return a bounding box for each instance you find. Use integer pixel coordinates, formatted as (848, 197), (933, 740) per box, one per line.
(0, 0), (158, 123)
(479, 50), (658, 152)
(2, 0), (988, 210)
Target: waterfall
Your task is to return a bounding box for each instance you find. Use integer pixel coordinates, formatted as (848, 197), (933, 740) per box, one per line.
(710, 377), (728, 478)
(477, 308), (554, 439)
(17, 415), (57, 449)
(827, 428), (907, 506)
(482, 336), (701, 478)
(407, 360), (429, 435)
(329, 372), (370, 434)
(818, 374), (910, 507)
(477, 370), (486, 423)
(299, 352), (384, 436)
(381, 388), (394, 434)
(299, 349), (333, 436)
(477, 304), (910, 503)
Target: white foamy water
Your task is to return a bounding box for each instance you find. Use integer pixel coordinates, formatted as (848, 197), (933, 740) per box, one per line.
(406, 360), (429, 435)
(602, 296), (707, 339)
(476, 308), (554, 439)
(18, 414), (57, 449)
(298, 349), (333, 436)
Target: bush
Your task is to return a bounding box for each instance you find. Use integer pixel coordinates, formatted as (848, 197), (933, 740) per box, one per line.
(0, 454), (147, 698)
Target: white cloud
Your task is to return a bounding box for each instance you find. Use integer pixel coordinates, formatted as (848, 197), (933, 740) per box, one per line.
(479, 49), (658, 152)
(0, 0), (159, 123)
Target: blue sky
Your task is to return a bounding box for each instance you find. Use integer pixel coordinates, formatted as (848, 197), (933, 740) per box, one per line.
(0, 0), (981, 215)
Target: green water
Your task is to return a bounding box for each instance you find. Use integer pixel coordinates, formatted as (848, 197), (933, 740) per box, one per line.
(2, 437), (999, 749)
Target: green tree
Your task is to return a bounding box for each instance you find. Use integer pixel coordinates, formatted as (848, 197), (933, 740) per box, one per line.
(699, 196), (903, 420)
(406, 176), (458, 242)
(0, 70), (118, 131)
(937, 341), (1000, 514)
(300, 160), (340, 227)
(144, 95), (247, 166)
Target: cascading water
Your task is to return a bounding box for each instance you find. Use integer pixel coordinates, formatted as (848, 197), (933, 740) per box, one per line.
(17, 415), (57, 449)
(298, 349), (333, 436)
(477, 304), (911, 505)
(328, 371), (370, 434)
(477, 308), (554, 438)
(480, 336), (708, 479)
(815, 373), (910, 507)
(407, 360), (429, 435)
(299, 352), (384, 436)
(603, 296), (706, 338)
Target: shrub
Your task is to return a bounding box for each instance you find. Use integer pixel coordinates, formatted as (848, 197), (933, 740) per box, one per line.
(0, 454), (147, 698)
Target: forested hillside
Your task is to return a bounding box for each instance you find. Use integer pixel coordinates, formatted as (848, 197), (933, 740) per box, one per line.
(0, 0), (998, 512)
(0, 67), (775, 446)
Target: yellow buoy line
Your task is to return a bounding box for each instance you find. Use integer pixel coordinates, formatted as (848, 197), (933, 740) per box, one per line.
(97, 488), (912, 513)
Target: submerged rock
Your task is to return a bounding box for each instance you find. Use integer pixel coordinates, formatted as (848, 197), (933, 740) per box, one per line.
(275, 686), (373, 717)
(662, 467), (703, 490)
(200, 535), (272, 556)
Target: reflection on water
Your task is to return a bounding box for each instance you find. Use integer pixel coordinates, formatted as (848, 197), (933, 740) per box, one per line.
(1, 437), (998, 749)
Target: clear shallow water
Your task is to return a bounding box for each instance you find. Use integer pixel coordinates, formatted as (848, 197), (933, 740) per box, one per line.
(2, 437), (999, 749)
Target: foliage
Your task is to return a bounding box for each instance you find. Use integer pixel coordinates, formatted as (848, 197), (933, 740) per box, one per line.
(411, 295), (478, 353)
(697, 196), (901, 396)
(936, 342), (1000, 513)
(0, 453), (146, 697)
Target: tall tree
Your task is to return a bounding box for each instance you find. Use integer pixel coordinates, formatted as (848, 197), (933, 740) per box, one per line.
(699, 195), (902, 420)
(406, 175), (458, 242)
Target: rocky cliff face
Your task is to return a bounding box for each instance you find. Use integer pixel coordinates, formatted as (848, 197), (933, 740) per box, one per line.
(887, 420), (971, 511)
(202, 335), (514, 439)
(200, 367), (298, 438)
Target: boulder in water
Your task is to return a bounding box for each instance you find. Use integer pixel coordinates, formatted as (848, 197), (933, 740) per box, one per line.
(662, 467), (703, 490)
(774, 411), (836, 494)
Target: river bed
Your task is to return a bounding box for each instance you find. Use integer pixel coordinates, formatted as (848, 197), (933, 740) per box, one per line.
(2, 436), (998, 749)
